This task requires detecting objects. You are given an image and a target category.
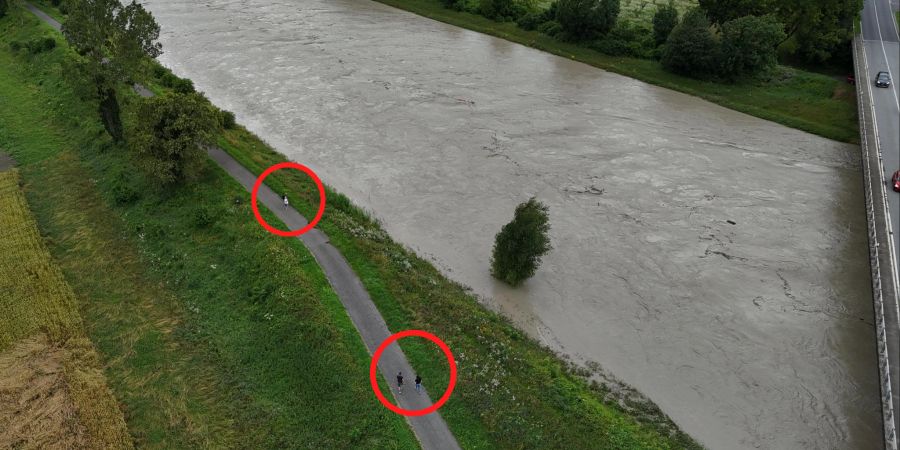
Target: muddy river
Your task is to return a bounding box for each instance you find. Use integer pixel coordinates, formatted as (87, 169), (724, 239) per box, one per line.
(142, 0), (880, 447)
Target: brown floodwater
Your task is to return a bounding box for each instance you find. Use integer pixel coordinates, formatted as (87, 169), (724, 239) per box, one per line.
(142, 0), (881, 447)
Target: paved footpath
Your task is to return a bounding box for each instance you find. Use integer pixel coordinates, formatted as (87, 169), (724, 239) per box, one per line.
(25, 4), (461, 449)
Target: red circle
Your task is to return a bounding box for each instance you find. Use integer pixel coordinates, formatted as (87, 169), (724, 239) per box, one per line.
(250, 162), (326, 237)
(369, 330), (457, 416)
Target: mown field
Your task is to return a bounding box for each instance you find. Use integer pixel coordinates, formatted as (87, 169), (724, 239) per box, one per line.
(0, 169), (132, 450)
(369, 0), (858, 143)
(4, 3), (702, 449)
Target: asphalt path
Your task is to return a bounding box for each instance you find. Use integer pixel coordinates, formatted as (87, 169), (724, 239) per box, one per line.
(23, 4), (461, 449)
(862, 0), (900, 441)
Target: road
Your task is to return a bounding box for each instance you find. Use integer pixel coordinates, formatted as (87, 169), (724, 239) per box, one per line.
(861, 0), (900, 442)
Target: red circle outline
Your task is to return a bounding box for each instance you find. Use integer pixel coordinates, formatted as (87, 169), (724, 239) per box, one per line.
(250, 162), (326, 237)
(369, 330), (457, 416)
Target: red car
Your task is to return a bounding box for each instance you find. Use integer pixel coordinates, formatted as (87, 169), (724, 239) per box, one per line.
(892, 170), (900, 192)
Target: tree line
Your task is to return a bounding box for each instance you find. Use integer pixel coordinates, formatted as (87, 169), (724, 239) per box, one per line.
(442, 0), (861, 79)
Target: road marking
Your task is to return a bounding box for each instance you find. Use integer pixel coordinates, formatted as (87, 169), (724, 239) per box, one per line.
(873, 0), (900, 110)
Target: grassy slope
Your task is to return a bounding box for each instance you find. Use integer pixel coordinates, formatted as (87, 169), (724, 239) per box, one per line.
(214, 49), (703, 450)
(11, 4), (705, 449)
(0, 9), (417, 449)
(0, 169), (133, 449)
(370, 0), (858, 143)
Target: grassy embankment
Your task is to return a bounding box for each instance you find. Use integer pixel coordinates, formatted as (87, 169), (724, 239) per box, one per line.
(370, 0), (858, 143)
(0, 9), (417, 449)
(0, 169), (132, 449)
(7, 3), (703, 449)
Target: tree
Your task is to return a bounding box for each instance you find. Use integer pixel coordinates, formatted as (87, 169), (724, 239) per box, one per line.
(651, 1), (678, 46)
(479, 0), (526, 21)
(556, 0), (620, 41)
(699, 0), (860, 64)
(491, 198), (552, 286)
(63, 0), (162, 142)
(697, 0), (772, 25)
(719, 15), (785, 78)
(660, 7), (720, 78)
(128, 93), (217, 186)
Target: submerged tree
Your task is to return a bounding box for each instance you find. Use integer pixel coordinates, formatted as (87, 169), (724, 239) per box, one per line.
(128, 92), (217, 186)
(491, 198), (552, 286)
(63, 0), (162, 142)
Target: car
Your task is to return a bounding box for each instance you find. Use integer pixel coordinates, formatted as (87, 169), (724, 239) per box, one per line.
(892, 170), (900, 192)
(876, 71), (892, 88)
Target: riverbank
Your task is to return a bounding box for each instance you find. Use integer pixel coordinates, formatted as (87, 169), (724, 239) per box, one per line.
(368, 0), (858, 143)
(4, 5), (701, 449)
(0, 9), (418, 448)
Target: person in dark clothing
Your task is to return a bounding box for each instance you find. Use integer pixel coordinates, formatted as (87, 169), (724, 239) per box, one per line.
(397, 372), (403, 394)
(415, 375), (422, 394)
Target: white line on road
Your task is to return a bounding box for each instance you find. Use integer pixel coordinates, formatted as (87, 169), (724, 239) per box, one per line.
(873, 0), (900, 110)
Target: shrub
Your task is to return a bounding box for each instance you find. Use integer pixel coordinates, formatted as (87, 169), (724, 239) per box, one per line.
(719, 15), (785, 79)
(660, 7), (720, 78)
(556, 0), (620, 41)
(152, 64), (169, 79)
(9, 41), (22, 52)
(219, 109), (236, 129)
(192, 204), (219, 228)
(517, 1), (557, 30)
(159, 72), (177, 87)
(0, 0), (7, 18)
(479, 0), (527, 21)
(27, 37), (57, 54)
(110, 172), (140, 205)
(172, 77), (195, 94)
(490, 197), (552, 286)
(50, 0), (62, 5)
(536, 20), (563, 36)
(652, 1), (678, 46)
(593, 21), (654, 57)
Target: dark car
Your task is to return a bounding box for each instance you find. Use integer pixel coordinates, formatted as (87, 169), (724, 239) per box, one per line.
(876, 71), (892, 88)
(892, 170), (900, 192)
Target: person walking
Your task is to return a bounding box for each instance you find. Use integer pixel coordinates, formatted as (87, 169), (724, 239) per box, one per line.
(396, 372), (404, 395)
(415, 375), (422, 394)
(282, 194), (289, 210)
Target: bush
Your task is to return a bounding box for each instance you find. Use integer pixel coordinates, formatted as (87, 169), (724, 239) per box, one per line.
(0, 0), (7, 19)
(719, 15), (785, 79)
(517, 1), (557, 30)
(219, 109), (236, 129)
(152, 64), (169, 79)
(556, 0), (620, 41)
(27, 37), (57, 54)
(192, 204), (219, 228)
(490, 197), (552, 286)
(517, 11), (545, 30)
(536, 20), (563, 36)
(479, 0), (527, 21)
(110, 172), (140, 205)
(652, 1), (678, 46)
(172, 77), (195, 94)
(660, 7), (720, 78)
(50, 0), (62, 5)
(593, 21), (654, 57)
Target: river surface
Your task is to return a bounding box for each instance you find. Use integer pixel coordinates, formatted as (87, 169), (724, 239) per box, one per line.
(142, 0), (881, 448)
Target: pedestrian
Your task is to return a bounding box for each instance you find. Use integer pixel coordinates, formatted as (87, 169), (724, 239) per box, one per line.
(282, 194), (289, 210)
(415, 375), (422, 394)
(397, 372), (403, 395)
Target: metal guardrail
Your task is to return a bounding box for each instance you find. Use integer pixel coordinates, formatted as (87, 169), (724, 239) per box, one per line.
(853, 34), (898, 450)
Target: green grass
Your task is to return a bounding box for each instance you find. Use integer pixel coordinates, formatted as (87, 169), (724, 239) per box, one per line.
(9, 3), (702, 448)
(0, 8), (417, 449)
(370, 0), (858, 143)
